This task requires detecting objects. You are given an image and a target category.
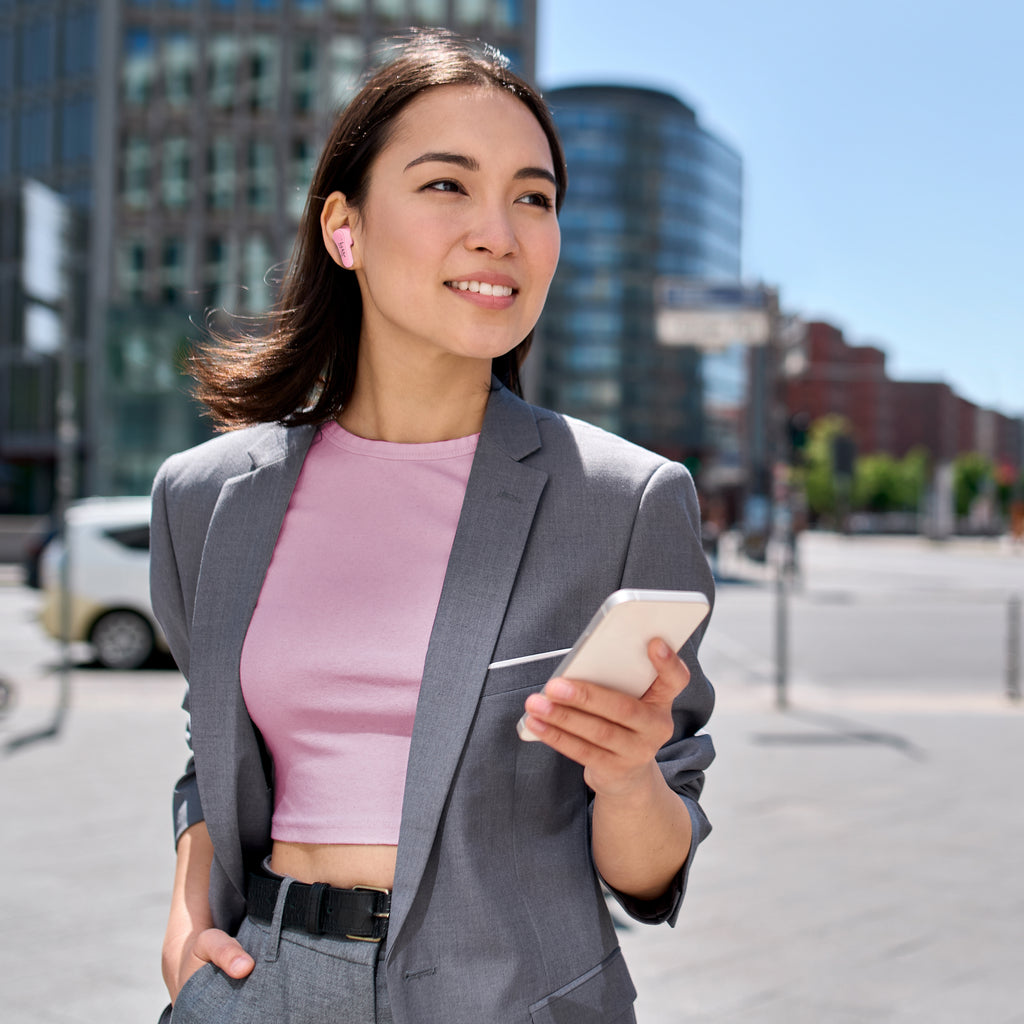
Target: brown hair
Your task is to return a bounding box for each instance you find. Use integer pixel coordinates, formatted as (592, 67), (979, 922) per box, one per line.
(191, 29), (568, 429)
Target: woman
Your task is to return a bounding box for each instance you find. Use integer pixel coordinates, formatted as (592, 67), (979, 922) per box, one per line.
(152, 30), (714, 1024)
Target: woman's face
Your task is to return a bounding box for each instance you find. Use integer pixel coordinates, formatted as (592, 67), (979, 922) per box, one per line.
(325, 85), (561, 373)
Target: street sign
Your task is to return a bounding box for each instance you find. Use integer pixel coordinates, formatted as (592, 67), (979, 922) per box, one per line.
(655, 278), (772, 349)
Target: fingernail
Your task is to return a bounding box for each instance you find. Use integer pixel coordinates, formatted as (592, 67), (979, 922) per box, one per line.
(527, 694), (554, 715)
(655, 639), (671, 659)
(546, 679), (575, 700)
(523, 715), (547, 735)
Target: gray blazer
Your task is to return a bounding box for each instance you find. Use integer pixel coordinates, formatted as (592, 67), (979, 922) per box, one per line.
(150, 383), (715, 1024)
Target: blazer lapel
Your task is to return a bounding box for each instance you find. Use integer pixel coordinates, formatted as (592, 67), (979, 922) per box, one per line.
(388, 386), (548, 947)
(188, 423), (316, 900)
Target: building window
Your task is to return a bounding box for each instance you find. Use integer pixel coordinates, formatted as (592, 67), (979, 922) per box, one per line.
(0, 113), (11, 176)
(162, 137), (192, 209)
(122, 137), (150, 208)
(243, 235), (273, 311)
(454, 0), (488, 26)
(327, 35), (362, 106)
(247, 140), (276, 212)
(18, 105), (54, 172)
(117, 239), (148, 304)
(163, 33), (197, 109)
(208, 36), (239, 110)
(294, 0), (323, 13)
(288, 137), (315, 220)
(494, 0), (523, 29)
(61, 96), (94, 164)
(328, 0), (363, 14)
(254, 0), (281, 9)
(63, 8), (97, 77)
(123, 29), (156, 107)
(8, 364), (53, 435)
(19, 16), (55, 88)
(203, 235), (236, 310)
(375, 0), (405, 22)
(0, 28), (12, 91)
(411, 0), (446, 20)
(160, 238), (187, 306)
(206, 137), (236, 211)
(248, 35), (279, 114)
(292, 38), (318, 115)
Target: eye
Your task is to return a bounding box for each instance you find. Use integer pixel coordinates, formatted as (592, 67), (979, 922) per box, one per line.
(423, 179), (465, 195)
(516, 191), (555, 211)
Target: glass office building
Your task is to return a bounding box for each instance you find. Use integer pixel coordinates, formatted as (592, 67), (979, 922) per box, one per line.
(536, 85), (743, 469)
(0, 0), (535, 510)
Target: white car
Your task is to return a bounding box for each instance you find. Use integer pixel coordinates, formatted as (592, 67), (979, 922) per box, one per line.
(39, 496), (168, 670)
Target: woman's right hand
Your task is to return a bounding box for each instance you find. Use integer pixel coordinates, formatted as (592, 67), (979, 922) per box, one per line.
(163, 822), (255, 1002)
(164, 927), (255, 1002)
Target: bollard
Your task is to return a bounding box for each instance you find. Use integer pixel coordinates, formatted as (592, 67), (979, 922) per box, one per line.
(1008, 594), (1021, 702)
(775, 562), (788, 710)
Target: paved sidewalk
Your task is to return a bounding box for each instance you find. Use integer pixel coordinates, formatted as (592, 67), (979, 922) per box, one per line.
(2, 663), (1021, 1023)
(619, 682), (1024, 1024)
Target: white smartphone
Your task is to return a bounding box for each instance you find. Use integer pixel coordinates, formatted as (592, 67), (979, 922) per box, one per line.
(517, 588), (710, 741)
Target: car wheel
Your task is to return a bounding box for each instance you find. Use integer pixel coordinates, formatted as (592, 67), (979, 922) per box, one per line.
(90, 610), (154, 670)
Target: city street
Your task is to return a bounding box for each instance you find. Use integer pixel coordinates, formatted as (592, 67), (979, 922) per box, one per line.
(1, 533), (1022, 1022)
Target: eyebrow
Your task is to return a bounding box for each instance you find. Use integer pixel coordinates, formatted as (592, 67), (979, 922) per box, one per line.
(404, 152), (557, 188)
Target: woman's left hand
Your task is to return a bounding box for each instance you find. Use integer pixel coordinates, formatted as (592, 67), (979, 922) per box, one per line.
(520, 637), (689, 797)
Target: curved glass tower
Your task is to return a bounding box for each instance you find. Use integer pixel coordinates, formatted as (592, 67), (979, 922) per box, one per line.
(535, 85), (742, 462)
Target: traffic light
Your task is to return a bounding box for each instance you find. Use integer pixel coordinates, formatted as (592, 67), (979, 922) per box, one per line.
(787, 412), (810, 465)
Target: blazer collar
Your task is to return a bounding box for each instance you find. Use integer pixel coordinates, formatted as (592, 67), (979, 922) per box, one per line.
(479, 377), (543, 462)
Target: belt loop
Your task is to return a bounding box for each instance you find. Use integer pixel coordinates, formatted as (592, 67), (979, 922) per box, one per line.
(305, 882), (329, 936)
(262, 875), (294, 964)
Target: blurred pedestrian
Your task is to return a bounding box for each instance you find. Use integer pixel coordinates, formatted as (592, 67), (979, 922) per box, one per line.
(150, 29), (714, 1024)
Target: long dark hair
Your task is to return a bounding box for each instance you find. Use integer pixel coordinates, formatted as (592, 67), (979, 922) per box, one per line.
(191, 29), (568, 429)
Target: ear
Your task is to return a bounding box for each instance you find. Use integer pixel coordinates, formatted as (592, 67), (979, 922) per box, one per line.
(321, 191), (359, 269)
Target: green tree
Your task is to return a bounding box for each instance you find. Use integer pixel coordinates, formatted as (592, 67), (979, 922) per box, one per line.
(897, 448), (930, 512)
(852, 449), (929, 514)
(994, 462), (1024, 516)
(853, 453), (900, 513)
(952, 452), (993, 518)
(796, 415), (850, 523)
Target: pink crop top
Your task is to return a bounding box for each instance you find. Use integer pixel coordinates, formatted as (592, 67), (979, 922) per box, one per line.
(240, 421), (477, 845)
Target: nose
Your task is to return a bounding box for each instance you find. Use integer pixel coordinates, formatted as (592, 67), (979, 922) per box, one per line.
(464, 202), (517, 258)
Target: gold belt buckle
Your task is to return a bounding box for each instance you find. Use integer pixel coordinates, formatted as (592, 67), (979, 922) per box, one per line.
(346, 884), (391, 943)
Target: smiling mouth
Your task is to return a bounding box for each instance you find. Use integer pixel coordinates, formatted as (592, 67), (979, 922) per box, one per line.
(445, 280), (516, 297)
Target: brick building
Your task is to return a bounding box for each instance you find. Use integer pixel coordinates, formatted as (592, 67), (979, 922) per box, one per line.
(784, 321), (1023, 469)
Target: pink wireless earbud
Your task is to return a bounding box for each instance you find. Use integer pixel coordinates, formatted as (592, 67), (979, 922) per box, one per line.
(332, 226), (355, 269)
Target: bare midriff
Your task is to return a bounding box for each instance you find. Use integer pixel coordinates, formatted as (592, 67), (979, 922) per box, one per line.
(270, 841), (397, 891)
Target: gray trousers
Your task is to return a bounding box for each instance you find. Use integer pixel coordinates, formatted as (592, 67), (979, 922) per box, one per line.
(166, 875), (393, 1024)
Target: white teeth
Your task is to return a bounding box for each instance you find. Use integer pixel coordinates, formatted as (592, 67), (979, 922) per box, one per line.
(449, 280), (514, 297)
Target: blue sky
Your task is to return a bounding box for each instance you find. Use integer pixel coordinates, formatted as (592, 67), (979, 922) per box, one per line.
(537, 0), (1023, 417)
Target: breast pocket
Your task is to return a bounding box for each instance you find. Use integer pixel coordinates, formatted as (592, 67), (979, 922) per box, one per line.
(480, 655), (555, 699)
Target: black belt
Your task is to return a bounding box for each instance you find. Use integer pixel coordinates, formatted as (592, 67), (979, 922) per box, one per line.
(247, 873), (391, 943)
